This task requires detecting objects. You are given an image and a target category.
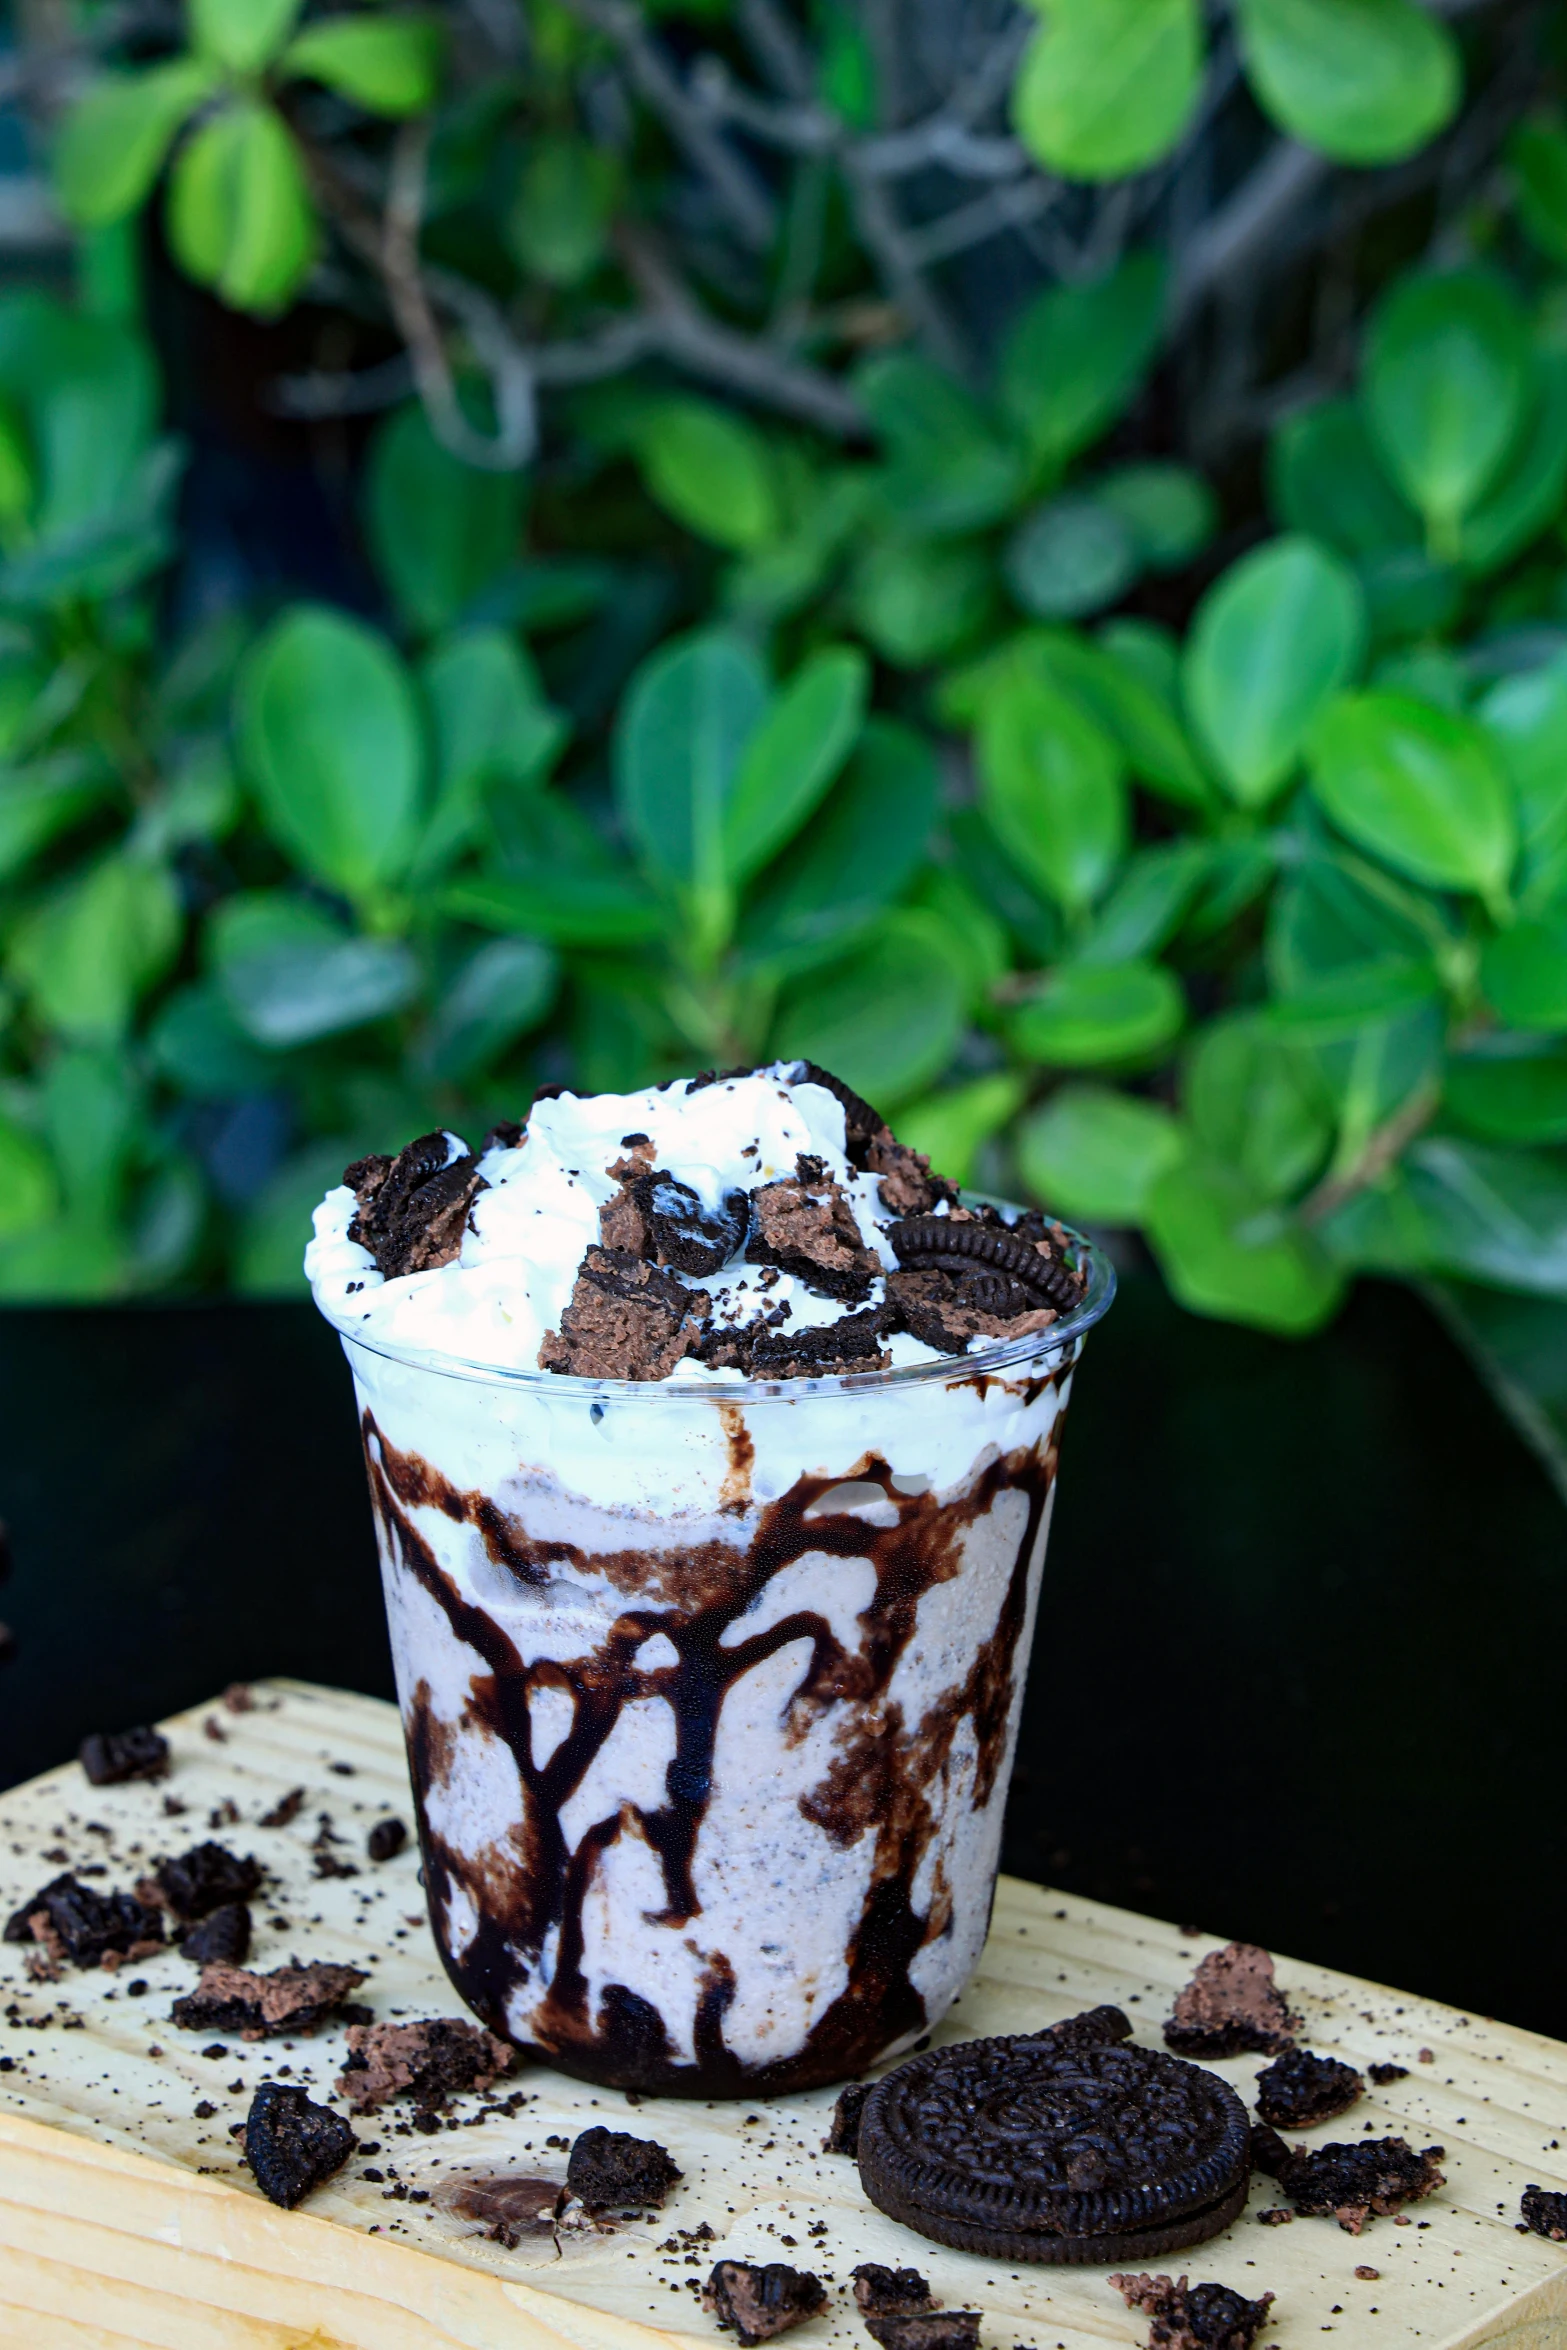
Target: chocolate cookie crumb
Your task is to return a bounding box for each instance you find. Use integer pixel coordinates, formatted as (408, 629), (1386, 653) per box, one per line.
(1041, 2003), (1133, 2051)
(345, 1132), (485, 1279)
(244, 2082), (355, 2209)
(539, 1247), (708, 1380)
(610, 1171), (749, 1277)
(565, 2125), (681, 2210)
(257, 1787), (306, 1829)
(1111, 2271), (1276, 2350)
(337, 2017), (513, 2113)
(155, 1842), (262, 1920)
(79, 1726), (169, 1786)
(825, 2079), (871, 2154)
(703, 2259), (827, 2344)
(4, 1874), (163, 1967)
(748, 1307), (890, 1378)
(180, 1902), (251, 1966)
(1165, 1943), (1298, 2058)
(367, 1818), (406, 1863)
(791, 1063), (885, 1161)
(172, 1960), (367, 2040)
(1368, 2063), (1409, 2086)
(864, 1131), (957, 1217)
(1254, 2134), (1445, 2232)
(746, 1165), (879, 1301)
(1256, 2208), (1292, 2226)
(864, 2317), (980, 2350)
(1255, 2050), (1363, 2129)
(1522, 2184), (1567, 2241)
(852, 2262), (934, 2316)
(436, 2172), (562, 2246)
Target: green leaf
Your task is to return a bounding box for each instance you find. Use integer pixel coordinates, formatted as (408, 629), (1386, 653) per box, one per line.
(856, 355), (1023, 535)
(977, 669), (1127, 915)
(744, 719), (941, 974)
(1185, 1015), (1332, 1201)
(1509, 114), (1567, 268)
(1183, 535), (1366, 806)
(1479, 654), (1567, 908)
(1146, 1155), (1344, 1333)
(280, 14), (443, 116)
(998, 253), (1165, 469)
(723, 647), (866, 885)
(0, 757), (103, 880)
(150, 980), (275, 1100)
(1093, 622), (1217, 810)
(0, 299), (157, 542)
(1455, 349), (1567, 578)
(54, 61), (219, 228)
(1263, 955), (1443, 1038)
(42, 1047), (138, 1229)
(1005, 498), (1138, 620)
(1446, 1037), (1567, 1145)
(237, 606), (424, 902)
(190, 0), (303, 73)
(210, 894), (418, 1048)
(894, 1072), (1027, 1190)
(1268, 397), (1420, 557)
(1481, 913), (1567, 1032)
(1010, 961), (1184, 1066)
(1365, 269), (1533, 547)
(1334, 1135), (1567, 1296)
(1267, 835), (1447, 994)
(443, 866), (664, 949)
(10, 855), (180, 1042)
(1017, 1083), (1183, 1224)
(1073, 841), (1213, 968)
(613, 630), (767, 919)
(635, 401), (779, 553)
(365, 403), (525, 636)
(1012, 0), (1202, 180)
(166, 100), (318, 315)
(772, 910), (967, 1108)
(1095, 463), (1215, 570)
(847, 538), (992, 667)
(420, 937), (557, 1080)
(1306, 690), (1516, 906)
(415, 630), (565, 882)
(1236, 0), (1459, 164)
(910, 865), (1011, 1006)
(947, 806), (1063, 966)
(507, 135), (618, 286)
(0, 1112), (55, 1241)
(237, 1138), (363, 1298)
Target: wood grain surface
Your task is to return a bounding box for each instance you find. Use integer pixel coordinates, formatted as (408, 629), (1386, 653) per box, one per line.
(0, 1679), (1562, 2350)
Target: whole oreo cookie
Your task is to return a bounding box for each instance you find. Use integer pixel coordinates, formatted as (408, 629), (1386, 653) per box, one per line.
(857, 2029), (1251, 2265)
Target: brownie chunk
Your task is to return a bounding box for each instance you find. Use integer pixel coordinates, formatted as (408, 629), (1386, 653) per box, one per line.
(1368, 2062), (1408, 2086)
(1251, 2129), (1444, 2232)
(703, 2259), (827, 2344)
(824, 2079), (871, 2154)
(539, 1247), (707, 1379)
(337, 2017), (513, 2113)
(864, 1132), (956, 1217)
(1254, 2049), (1363, 2129)
(367, 1818), (406, 1863)
(155, 1842), (262, 1920)
(345, 1132), (485, 1279)
(565, 2125), (681, 2210)
(244, 2082), (355, 2209)
(1522, 2184), (1567, 2240)
(852, 2262), (934, 2316)
(746, 1161), (880, 1301)
(1165, 1943), (1298, 2058)
(748, 1306), (889, 1379)
(172, 1960), (367, 2039)
(604, 1170), (749, 1277)
(79, 1726), (168, 1785)
(1111, 2271), (1276, 2350)
(436, 2172), (563, 2246)
(180, 1902), (251, 1966)
(864, 2318), (980, 2350)
(4, 1873), (163, 1967)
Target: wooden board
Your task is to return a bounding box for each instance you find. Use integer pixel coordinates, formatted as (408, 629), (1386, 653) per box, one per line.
(0, 1678), (1563, 2350)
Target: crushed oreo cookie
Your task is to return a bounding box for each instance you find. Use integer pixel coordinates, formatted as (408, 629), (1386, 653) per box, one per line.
(244, 2081), (355, 2209)
(79, 1726), (168, 1785)
(1254, 2049), (1363, 2130)
(748, 1306), (890, 1378)
(889, 1209), (1082, 1314)
(1042, 2003), (1134, 2051)
(604, 1170), (749, 1277)
(180, 1901), (251, 1966)
(864, 2317), (980, 2350)
(336, 2017), (512, 2114)
(436, 2172), (563, 2246)
(1165, 1943), (1298, 2058)
(4, 1874), (163, 1967)
(1522, 2184), (1567, 2241)
(792, 1062), (885, 1160)
(1251, 2127), (1444, 2232)
(345, 1132), (485, 1279)
(367, 1818), (406, 1863)
(747, 1161), (880, 1302)
(155, 1842), (262, 1920)
(825, 2079), (872, 2155)
(539, 1247), (708, 1380)
(172, 1960), (367, 2040)
(1111, 2271), (1276, 2350)
(566, 2125), (681, 2210)
(852, 2263), (934, 2316)
(703, 2259), (827, 2345)
(1368, 2062), (1408, 2086)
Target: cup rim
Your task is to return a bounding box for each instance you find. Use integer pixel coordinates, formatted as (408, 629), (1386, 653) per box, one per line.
(327, 1203), (1116, 1404)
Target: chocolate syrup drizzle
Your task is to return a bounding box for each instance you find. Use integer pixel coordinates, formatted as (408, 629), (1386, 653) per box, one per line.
(360, 1374), (1067, 2096)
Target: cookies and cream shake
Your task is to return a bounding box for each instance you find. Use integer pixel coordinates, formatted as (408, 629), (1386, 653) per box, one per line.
(307, 1063), (1111, 2094)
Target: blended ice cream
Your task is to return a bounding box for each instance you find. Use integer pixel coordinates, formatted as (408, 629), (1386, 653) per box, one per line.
(308, 1062), (1112, 2094)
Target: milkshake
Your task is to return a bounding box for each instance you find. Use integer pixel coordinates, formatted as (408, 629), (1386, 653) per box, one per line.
(307, 1063), (1112, 2094)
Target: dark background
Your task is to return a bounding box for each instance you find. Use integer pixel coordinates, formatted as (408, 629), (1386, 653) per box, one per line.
(0, 1271), (1558, 2038)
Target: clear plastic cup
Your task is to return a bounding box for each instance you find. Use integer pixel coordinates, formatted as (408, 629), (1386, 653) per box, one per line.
(328, 1216), (1112, 2095)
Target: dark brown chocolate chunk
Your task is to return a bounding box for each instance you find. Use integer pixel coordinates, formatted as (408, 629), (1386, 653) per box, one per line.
(703, 2258), (827, 2344)
(257, 1787), (305, 1828)
(337, 2017), (513, 2113)
(857, 2029), (1251, 2264)
(155, 1842), (262, 1920)
(1111, 2270), (1276, 2350)
(436, 2172), (562, 2246)
(1254, 2049), (1363, 2130)
(685, 1066), (757, 1093)
(79, 1726), (169, 1785)
(864, 2317), (980, 2350)
(1368, 2062), (1408, 2086)
(1522, 2183), (1567, 2241)
(345, 1132), (485, 1279)
(244, 2081), (355, 2209)
(565, 2124), (681, 2209)
(746, 1164), (880, 1301)
(3, 1874), (163, 1967)
(181, 1901), (251, 1967)
(539, 1247), (708, 1380)
(748, 1306), (889, 1378)
(172, 1960), (367, 2040)
(367, 1818), (407, 1863)
(483, 1119), (527, 1153)
(825, 2079), (872, 2154)
(1165, 1943), (1298, 2059)
(852, 2261), (934, 2316)
(623, 1172), (749, 1276)
(1256, 2134), (1444, 2232)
